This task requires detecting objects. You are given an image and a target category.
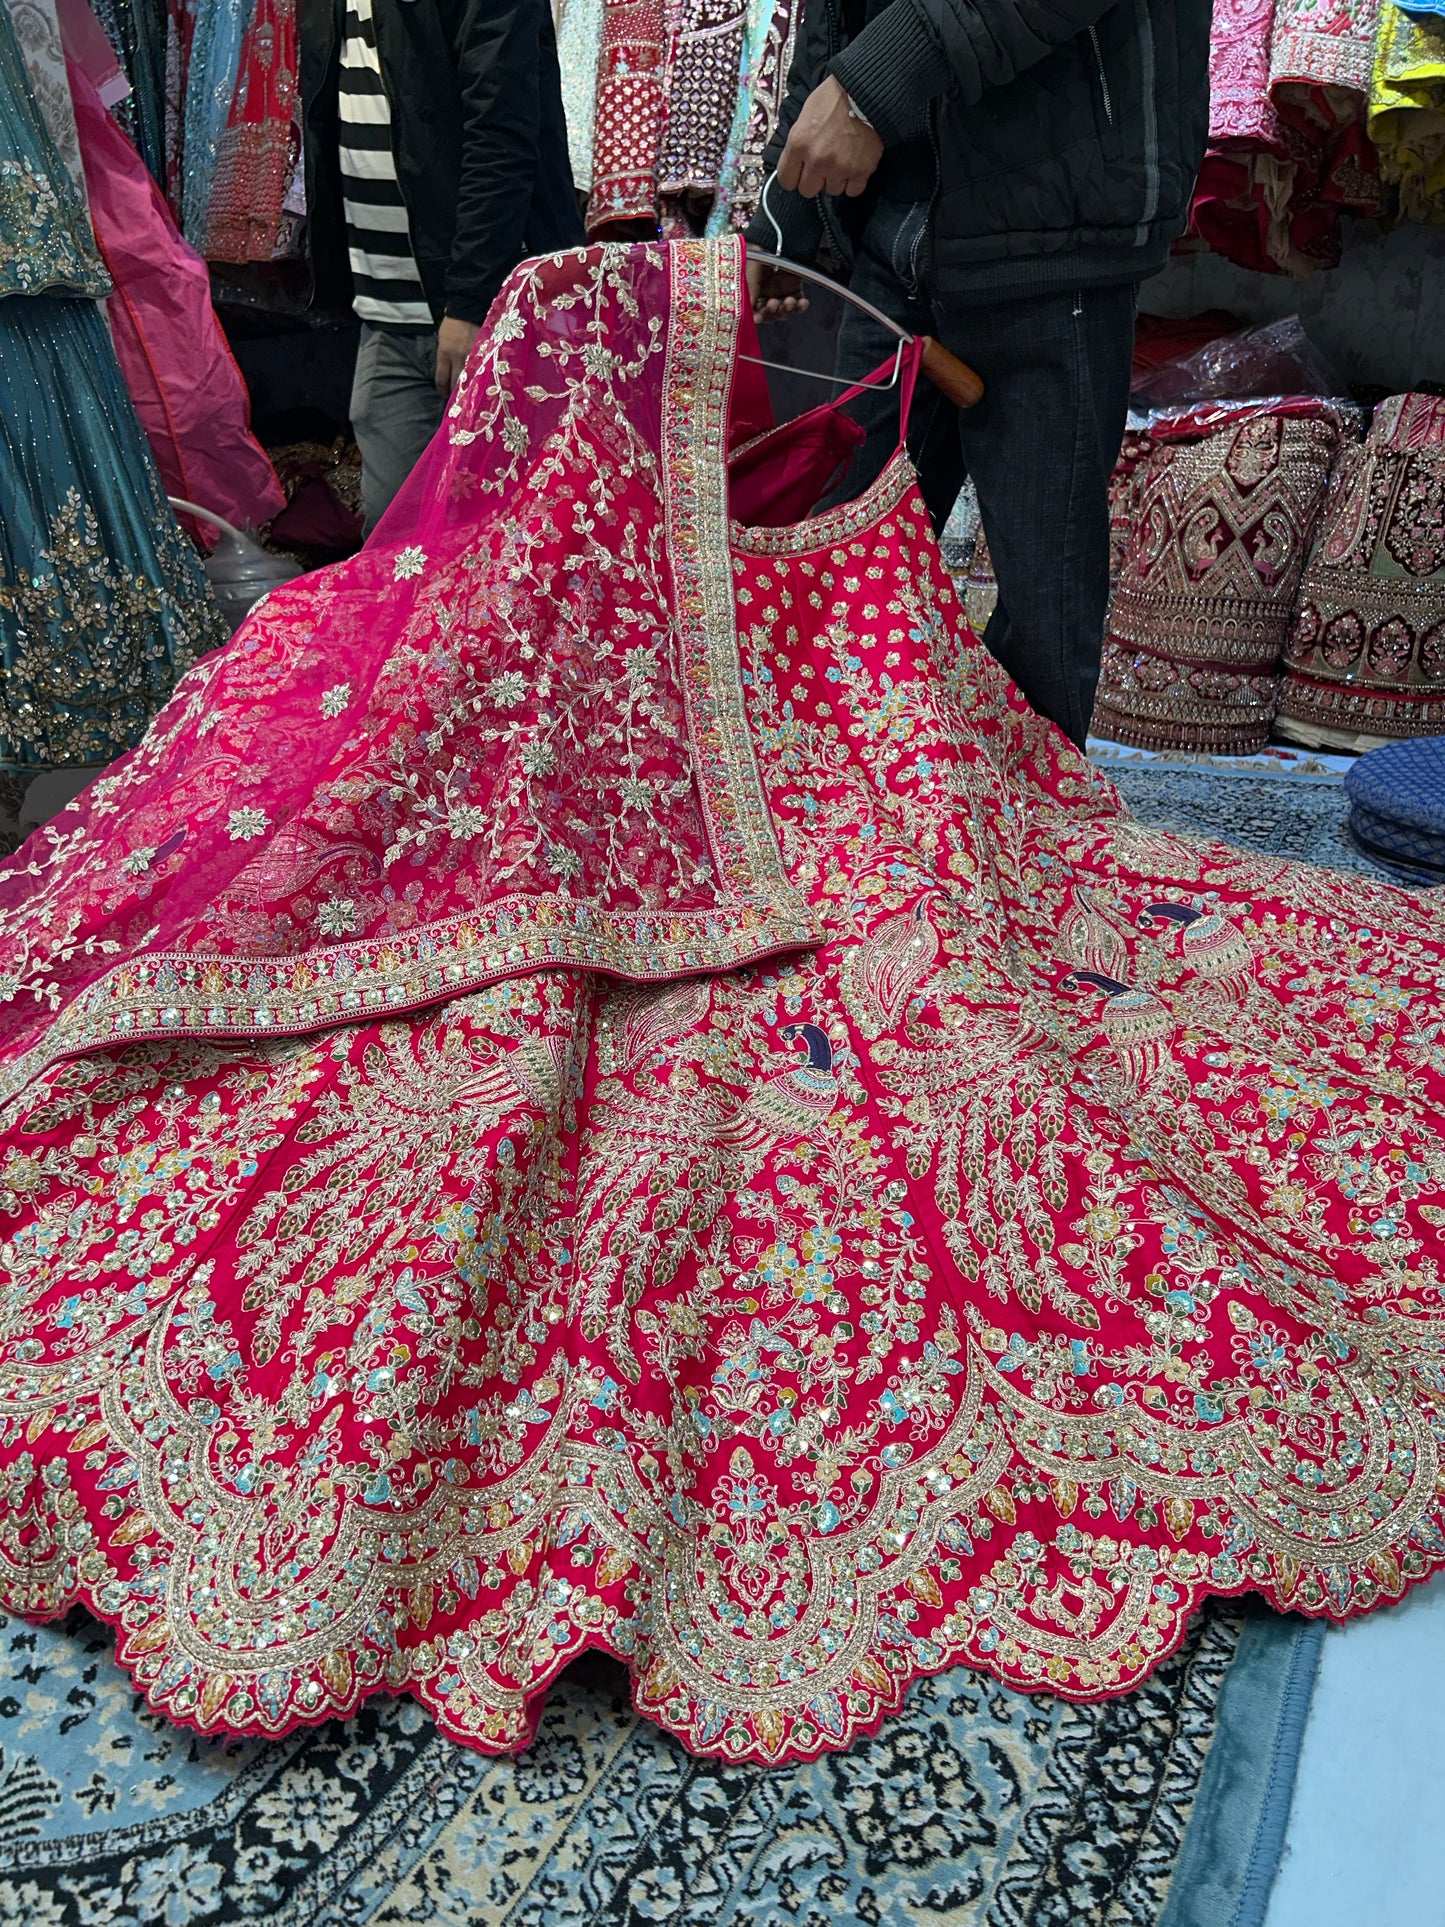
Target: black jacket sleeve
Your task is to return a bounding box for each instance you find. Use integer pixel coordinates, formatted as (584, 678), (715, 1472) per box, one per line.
(831, 0), (1125, 147)
(441, 0), (545, 324)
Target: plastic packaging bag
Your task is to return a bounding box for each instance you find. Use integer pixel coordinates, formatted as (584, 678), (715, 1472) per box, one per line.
(1131, 315), (1349, 408)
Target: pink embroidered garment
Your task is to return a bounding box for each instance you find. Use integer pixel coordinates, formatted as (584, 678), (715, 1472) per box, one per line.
(6, 240), (1445, 1766)
(586, 0), (666, 232)
(1191, 0), (1383, 272)
(69, 57), (285, 539)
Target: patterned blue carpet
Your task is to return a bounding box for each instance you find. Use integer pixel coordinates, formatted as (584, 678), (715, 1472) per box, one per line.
(1096, 748), (1393, 885)
(0, 1606), (1306, 1927)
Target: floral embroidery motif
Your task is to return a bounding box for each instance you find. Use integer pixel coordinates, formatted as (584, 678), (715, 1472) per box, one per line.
(0, 243), (814, 1101)
(226, 807), (270, 839)
(3, 241), (1445, 1771)
(1280, 391), (1445, 739)
(1097, 405), (1350, 753)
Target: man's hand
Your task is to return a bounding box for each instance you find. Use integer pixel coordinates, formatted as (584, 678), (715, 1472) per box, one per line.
(747, 256), (810, 323)
(435, 316), (481, 395)
(777, 75), (884, 200)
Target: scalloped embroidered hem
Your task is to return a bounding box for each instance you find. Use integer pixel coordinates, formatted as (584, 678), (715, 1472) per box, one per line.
(5, 240), (1445, 1765)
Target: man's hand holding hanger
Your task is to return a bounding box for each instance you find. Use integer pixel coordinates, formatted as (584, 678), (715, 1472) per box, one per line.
(748, 75), (885, 322)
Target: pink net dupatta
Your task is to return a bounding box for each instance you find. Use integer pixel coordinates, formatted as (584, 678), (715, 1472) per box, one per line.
(0, 239), (816, 1106)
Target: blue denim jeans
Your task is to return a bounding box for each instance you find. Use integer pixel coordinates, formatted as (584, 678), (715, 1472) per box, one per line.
(831, 200), (1136, 749)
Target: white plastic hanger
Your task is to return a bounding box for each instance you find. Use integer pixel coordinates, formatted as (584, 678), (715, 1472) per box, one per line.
(739, 175), (983, 407)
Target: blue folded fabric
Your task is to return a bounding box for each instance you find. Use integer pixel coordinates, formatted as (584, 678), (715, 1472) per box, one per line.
(1158, 1607), (1327, 1927)
(1345, 736), (1445, 879)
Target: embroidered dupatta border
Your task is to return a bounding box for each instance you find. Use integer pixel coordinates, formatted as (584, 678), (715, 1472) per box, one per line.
(663, 235), (813, 923)
(0, 239), (818, 1105)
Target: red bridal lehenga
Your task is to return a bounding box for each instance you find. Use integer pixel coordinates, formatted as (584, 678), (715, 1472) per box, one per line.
(4, 239), (1445, 1766)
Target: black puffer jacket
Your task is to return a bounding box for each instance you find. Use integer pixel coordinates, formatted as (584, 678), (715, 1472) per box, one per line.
(747, 0), (1211, 307)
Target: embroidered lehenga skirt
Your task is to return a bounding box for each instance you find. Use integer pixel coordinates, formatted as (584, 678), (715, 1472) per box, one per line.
(1276, 391), (1445, 745)
(0, 293), (226, 774)
(6, 242), (1445, 1768)
(1093, 403), (1349, 753)
(0, 0), (224, 781)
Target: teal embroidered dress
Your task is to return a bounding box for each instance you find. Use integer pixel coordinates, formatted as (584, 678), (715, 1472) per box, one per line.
(0, 5), (224, 782)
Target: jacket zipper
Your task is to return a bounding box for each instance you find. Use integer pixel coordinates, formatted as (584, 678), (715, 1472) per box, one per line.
(818, 0), (854, 262)
(925, 102), (942, 248)
(1088, 25), (1115, 124)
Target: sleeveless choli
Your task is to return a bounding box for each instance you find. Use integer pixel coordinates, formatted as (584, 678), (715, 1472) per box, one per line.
(5, 240), (1445, 1765)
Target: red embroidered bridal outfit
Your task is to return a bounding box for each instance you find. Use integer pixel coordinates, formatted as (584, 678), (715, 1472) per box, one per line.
(3, 241), (1445, 1765)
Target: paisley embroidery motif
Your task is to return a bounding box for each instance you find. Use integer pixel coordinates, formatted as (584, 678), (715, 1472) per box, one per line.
(3, 243), (1445, 1769)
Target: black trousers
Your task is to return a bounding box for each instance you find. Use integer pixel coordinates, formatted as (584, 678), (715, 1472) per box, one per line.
(831, 200), (1136, 750)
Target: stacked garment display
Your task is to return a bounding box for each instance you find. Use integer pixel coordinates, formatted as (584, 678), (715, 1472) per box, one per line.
(1277, 390), (1445, 744)
(1093, 398), (1353, 752)
(1191, 0), (1383, 274)
(0, 0), (223, 833)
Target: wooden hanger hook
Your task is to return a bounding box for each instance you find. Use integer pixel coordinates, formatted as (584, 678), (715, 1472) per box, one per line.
(919, 337), (985, 410)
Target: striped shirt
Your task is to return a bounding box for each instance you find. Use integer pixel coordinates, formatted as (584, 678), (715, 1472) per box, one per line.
(337, 0), (433, 328)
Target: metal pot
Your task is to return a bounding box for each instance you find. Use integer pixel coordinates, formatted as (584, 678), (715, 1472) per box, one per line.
(169, 498), (305, 635)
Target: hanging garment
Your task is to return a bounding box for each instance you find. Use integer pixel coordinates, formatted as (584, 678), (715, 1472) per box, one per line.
(1277, 391), (1445, 742)
(0, 294), (225, 770)
(587, 0), (665, 231)
(0, 0), (105, 295)
(163, 0), (185, 207)
(69, 58), (285, 535)
(177, 0), (249, 246)
(1369, 4), (1445, 219)
(3, 0), (87, 194)
(1270, 0), (1381, 97)
(1204, 0), (1289, 156)
(1190, 0), (1328, 275)
(1269, 0), (1385, 216)
(7, 240), (1445, 1767)
(656, 0), (747, 200)
(1189, 0), (1383, 272)
(1093, 400), (1353, 752)
(202, 0), (296, 261)
(555, 0), (603, 195)
(84, 0), (168, 185)
(0, 0), (223, 773)
(704, 0), (790, 235)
